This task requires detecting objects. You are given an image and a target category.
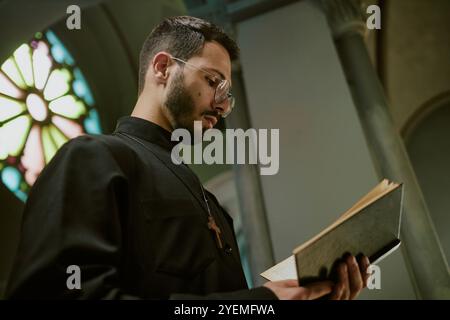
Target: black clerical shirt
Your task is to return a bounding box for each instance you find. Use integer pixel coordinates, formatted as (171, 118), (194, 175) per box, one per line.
(6, 116), (276, 300)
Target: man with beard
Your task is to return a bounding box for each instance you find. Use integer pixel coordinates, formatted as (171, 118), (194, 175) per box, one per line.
(6, 16), (369, 300)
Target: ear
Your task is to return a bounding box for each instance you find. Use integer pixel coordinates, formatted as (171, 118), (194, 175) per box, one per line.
(151, 52), (172, 85)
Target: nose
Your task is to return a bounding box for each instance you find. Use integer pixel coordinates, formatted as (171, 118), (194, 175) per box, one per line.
(212, 99), (230, 118)
(212, 101), (225, 115)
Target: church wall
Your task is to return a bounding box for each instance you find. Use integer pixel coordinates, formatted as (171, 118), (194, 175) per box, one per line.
(236, 0), (416, 299)
(382, 0), (450, 132)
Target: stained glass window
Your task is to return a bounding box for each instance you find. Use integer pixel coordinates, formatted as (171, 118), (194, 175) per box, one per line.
(0, 30), (102, 202)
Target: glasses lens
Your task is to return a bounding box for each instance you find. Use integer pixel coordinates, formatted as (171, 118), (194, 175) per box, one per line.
(215, 80), (235, 118)
(222, 96), (235, 118)
(215, 80), (229, 102)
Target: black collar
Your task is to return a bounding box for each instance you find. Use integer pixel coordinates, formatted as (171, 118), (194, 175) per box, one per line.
(113, 116), (177, 152)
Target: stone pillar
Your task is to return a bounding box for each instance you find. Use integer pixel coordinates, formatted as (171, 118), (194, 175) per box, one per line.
(226, 61), (275, 287)
(320, 0), (450, 299)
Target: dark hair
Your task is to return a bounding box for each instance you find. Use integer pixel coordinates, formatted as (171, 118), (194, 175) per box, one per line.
(138, 16), (239, 95)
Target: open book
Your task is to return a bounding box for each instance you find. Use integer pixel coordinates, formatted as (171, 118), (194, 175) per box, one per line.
(261, 179), (404, 283)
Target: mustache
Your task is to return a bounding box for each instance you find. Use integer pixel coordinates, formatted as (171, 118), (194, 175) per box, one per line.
(202, 110), (220, 119)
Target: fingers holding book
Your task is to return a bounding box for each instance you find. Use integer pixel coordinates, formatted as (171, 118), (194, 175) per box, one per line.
(263, 279), (334, 300)
(330, 254), (370, 300)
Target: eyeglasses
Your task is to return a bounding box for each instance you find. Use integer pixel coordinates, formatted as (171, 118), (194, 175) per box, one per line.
(169, 56), (235, 118)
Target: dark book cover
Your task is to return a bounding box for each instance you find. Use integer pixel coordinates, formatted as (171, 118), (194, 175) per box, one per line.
(261, 180), (404, 284)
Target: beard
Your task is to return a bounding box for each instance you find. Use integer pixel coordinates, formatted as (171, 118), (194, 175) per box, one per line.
(163, 69), (198, 136)
(163, 70), (218, 142)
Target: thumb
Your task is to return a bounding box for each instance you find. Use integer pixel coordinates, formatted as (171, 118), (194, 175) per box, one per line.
(279, 279), (300, 287)
(304, 281), (334, 300)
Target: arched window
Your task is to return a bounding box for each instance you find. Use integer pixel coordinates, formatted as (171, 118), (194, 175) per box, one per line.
(0, 30), (102, 202)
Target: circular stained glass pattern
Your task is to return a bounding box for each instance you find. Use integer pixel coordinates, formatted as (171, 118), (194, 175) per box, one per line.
(0, 30), (102, 202)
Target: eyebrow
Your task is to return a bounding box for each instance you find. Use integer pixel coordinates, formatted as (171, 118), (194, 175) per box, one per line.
(205, 67), (226, 82)
(204, 67), (233, 89)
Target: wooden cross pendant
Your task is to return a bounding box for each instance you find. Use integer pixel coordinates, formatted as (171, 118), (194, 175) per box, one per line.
(207, 215), (223, 249)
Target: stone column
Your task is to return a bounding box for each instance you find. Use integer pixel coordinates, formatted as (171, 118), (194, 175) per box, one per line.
(226, 61), (275, 287)
(320, 0), (450, 299)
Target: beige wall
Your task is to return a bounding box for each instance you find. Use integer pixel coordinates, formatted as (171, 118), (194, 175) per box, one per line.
(382, 0), (450, 131)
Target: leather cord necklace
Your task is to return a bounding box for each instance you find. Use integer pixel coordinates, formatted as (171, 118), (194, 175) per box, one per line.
(116, 132), (224, 249)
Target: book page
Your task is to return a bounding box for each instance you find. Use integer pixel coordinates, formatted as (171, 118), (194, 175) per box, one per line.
(336, 179), (392, 222)
(261, 179), (401, 281)
(260, 256), (296, 281)
(337, 179), (398, 222)
(293, 179), (400, 255)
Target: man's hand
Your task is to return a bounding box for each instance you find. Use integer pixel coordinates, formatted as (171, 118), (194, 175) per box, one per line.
(329, 254), (370, 300)
(263, 279), (334, 300)
(263, 255), (370, 300)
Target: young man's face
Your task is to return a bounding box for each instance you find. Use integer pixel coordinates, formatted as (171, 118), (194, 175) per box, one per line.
(163, 41), (232, 134)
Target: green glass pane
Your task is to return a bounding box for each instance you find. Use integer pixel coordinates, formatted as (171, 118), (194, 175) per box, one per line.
(43, 69), (71, 101)
(1, 114), (31, 156)
(48, 95), (86, 119)
(14, 44), (34, 87)
(32, 42), (52, 91)
(0, 145), (7, 160)
(41, 126), (58, 163)
(20, 181), (27, 191)
(48, 124), (68, 149)
(0, 96), (26, 122)
(1, 58), (26, 89)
